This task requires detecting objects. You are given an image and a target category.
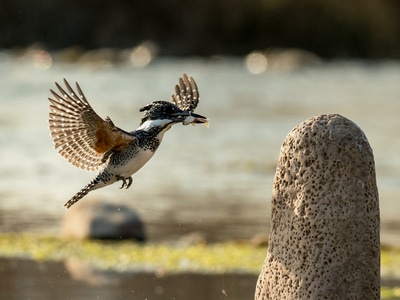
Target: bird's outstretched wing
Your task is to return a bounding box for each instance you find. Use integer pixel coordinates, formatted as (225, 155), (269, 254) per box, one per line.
(171, 73), (199, 112)
(48, 79), (135, 171)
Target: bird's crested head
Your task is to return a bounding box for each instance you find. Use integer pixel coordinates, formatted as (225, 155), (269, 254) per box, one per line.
(139, 101), (207, 126)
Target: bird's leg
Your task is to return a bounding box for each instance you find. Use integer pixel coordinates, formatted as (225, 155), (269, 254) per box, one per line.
(116, 175), (125, 188)
(126, 176), (133, 189)
(116, 175), (133, 189)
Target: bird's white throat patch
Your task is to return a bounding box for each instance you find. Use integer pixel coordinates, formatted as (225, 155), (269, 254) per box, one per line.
(138, 119), (173, 131)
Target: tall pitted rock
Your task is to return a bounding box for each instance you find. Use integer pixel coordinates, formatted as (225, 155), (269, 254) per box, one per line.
(255, 114), (380, 300)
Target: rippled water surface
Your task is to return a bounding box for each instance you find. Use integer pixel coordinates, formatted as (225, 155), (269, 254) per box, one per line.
(0, 55), (399, 244)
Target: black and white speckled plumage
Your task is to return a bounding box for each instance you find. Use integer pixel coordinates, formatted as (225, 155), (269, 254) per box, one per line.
(108, 126), (165, 167)
(48, 74), (208, 209)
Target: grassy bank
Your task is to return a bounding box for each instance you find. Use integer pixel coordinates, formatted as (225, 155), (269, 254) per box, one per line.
(0, 233), (265, 274)
(0, 233), (399, 298)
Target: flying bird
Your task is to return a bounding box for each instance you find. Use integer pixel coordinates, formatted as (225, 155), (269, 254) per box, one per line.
(48, 74), (208, 209)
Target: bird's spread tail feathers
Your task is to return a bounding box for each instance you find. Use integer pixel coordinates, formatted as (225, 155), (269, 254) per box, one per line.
(64, 175), (103, 209)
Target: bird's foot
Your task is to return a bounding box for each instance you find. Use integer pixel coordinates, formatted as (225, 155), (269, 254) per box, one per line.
(116, 175), (133, 189)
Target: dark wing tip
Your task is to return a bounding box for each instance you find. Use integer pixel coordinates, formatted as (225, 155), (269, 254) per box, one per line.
(172, 73), (200, 112)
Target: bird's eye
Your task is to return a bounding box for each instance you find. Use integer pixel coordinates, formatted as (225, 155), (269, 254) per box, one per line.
(166, 106), (176, 113)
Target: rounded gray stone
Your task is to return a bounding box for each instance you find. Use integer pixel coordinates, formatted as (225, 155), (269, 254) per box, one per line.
(62, 198), (146, 241)
(255, 114), (380, 299)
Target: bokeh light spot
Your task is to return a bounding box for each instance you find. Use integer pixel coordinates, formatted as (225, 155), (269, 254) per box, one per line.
(245, 52), (268, 74)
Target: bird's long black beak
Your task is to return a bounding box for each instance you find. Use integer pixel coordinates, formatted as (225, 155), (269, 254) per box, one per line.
(171, 111), (209, 127)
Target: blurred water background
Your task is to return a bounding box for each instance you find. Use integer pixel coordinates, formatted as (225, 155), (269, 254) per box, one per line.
(0, 50), (399, 245)
(2, 1), (400, 298)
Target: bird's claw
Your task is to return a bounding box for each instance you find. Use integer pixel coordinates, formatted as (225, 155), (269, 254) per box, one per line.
(116, 176), (133, 189)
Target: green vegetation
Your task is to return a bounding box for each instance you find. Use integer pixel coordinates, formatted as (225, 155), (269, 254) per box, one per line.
(0, 233), (265, 274)
(0, 233), (399, 298)
(382, 245), (400, 278)
(382, 245), (400, 300)
(382, 287), (400, 300)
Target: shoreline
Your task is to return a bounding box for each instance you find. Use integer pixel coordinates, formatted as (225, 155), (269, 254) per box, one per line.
(0, 233), (399, 298)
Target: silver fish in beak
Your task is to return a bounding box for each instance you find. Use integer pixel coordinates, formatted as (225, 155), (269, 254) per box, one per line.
(183, 112), (209, 128)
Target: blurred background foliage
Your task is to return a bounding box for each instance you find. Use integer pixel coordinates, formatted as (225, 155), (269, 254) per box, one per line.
(1, 0), (400, 58)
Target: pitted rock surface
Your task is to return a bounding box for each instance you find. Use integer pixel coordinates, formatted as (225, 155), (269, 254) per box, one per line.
(255, 114), (380, 300)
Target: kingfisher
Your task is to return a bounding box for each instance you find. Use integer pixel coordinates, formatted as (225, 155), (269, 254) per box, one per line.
(48, 74), (208, 209)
